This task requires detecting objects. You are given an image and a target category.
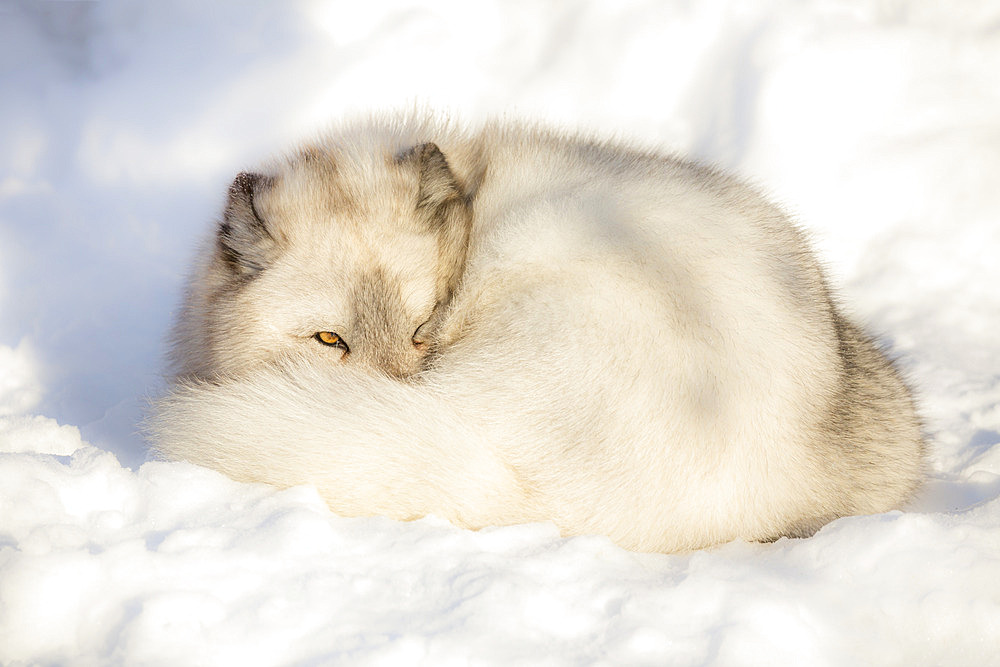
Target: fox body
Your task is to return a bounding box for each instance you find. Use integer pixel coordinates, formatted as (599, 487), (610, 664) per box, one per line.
(151, 116), (925, 553)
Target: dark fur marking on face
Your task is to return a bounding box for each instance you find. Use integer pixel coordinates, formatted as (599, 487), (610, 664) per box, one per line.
(349, 267), (428, 378)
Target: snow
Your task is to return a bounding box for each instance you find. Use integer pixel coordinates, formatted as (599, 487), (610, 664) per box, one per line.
(1, 0), (999, 663)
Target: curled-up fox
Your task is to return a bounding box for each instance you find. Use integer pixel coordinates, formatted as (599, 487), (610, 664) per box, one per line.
(149, 115), (925, 553)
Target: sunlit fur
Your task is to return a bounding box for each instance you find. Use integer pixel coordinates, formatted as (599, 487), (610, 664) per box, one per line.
(151, 114), (925, 553)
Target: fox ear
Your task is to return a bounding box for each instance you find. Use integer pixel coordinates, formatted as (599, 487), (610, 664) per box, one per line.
(217, 172), (280, 277)
(411, 142), (463, 213)
(405, 143), (473, 302)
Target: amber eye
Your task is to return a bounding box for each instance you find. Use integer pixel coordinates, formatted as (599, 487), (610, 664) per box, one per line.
(315, 331), (349, 352)
(412, 321), (429, 350)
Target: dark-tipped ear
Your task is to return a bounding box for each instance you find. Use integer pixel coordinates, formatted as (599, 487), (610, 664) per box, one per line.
(217, 172), (280, 278)
(412, 143), (463, 214)
(403, 143), (473, 304)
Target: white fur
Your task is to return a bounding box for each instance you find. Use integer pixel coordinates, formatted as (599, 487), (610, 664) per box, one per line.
(150, 116), (925, 553)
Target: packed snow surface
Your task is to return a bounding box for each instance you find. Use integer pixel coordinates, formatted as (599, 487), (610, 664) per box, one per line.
(2, 0), (999, 664)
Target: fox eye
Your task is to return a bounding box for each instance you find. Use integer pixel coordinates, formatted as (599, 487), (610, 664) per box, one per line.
(412, 321), (429, 350)
(315, 331), (349, 352)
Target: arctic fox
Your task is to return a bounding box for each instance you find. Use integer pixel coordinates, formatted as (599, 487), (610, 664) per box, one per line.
(150, 115), (925, 553)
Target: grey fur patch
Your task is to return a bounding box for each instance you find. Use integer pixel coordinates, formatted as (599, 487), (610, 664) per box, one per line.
(350, 268), (424, 378)
(413, 143), (463, 212)
(218, 171), (280, 277)
(400, 143), (473, 308)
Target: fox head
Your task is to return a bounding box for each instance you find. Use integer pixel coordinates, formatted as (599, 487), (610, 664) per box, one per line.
(175, 141), (472, 381)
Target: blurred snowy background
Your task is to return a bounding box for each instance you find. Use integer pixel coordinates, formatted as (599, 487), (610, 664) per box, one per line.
(1, 1), (998, 664)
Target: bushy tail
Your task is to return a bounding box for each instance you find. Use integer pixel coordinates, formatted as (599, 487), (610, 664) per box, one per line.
(146, 356), (529, 529)
(823, 316), (926, 511)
